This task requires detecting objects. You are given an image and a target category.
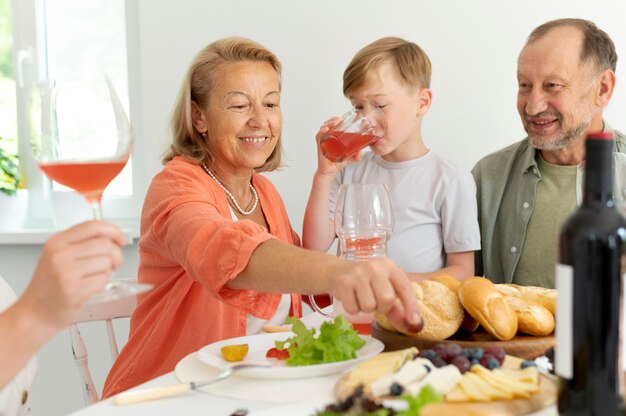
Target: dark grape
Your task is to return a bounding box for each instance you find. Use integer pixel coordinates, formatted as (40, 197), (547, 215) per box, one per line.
(479, 354), (500, 370)
(418, 349), (437, 361)
(484, 346), (506, 363)
(450, 355), (471, 373)
(460, 348), (472, 358)
(441, 343), (462, 362)
(431, 356), (448, 368)
(389, 382), (404, 396)
(471, 347), (485, 360)
(479, 353), (496, 367)
(521, 360), (537, 369)
(432, 343), (447, 356)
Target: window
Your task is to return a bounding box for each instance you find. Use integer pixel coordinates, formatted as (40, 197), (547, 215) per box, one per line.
(0, 0), (18, 192)
(8, 0), (140, 227)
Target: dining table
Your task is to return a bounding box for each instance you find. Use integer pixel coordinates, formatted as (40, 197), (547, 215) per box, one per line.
(66, 309), (559, 416)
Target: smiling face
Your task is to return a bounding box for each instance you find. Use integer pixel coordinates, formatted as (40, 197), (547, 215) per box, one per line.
(194, 61), (282, 175)
(347, 60), (431, 162)
(516, 26), (604, 151)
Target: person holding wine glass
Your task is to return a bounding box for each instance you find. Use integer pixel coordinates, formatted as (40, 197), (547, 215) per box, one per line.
(0, 220), (125, 415)
(303, 37), (481, 282)
(102, 36), (422, 398)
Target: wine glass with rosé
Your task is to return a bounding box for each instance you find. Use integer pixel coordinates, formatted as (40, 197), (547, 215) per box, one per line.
(29, 74), (152, 304)
(308, 183), (395, 334)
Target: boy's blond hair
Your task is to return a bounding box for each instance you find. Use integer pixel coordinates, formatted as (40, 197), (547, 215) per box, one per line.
(343, 37), (431, 95)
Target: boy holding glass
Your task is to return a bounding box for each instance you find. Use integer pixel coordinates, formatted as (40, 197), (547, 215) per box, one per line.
(303, 36), (480, 282)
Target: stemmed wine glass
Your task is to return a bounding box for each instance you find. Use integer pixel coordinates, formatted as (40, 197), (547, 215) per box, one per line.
(29, 74), (152, 304)
(334, 183), (395, 261)
(308, 183), (395, 334)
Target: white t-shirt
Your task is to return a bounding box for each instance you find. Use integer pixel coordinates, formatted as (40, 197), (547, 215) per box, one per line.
(0, 276), (37, 416)
(331, 151), (481, 273)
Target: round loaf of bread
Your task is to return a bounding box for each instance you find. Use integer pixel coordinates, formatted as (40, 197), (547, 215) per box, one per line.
(503, 296), (555, 336)
(429, 275), (479, 333)
(495, 284), (557, 316)
(458, 277), (518, 341)
(375, 281), (464, 341)
(429, 274), (461, 292)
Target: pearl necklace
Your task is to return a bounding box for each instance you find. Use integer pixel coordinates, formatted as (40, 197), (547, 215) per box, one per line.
(201, 163), (259, 216)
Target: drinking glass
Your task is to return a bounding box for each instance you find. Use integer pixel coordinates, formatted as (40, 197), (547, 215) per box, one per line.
(319, 109), (383, 163)
(309, 183), (394, 334)
(29, 74), (153, 304)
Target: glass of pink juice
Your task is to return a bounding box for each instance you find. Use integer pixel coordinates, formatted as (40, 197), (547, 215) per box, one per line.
(319, 110), (380, 162)
(29, 74), (153, 304)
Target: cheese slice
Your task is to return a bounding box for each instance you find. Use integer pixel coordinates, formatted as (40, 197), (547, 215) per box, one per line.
(370, 358), (434, 397)
(404, 364), (463, 397)
(345, 347), (417, 389)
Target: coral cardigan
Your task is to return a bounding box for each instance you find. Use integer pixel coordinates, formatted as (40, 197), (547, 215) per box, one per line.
(103, 157), (302, 397)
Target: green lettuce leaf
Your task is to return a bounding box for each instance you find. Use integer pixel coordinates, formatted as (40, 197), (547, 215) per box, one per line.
(275, 315), (366, 366)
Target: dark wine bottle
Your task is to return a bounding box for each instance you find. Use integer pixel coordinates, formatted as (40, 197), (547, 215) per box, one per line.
(556, 131), (626, 415)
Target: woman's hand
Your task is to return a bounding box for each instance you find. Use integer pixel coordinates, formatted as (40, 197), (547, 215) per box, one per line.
(20, 220), (126, 331)
(328, 257), (423, 333)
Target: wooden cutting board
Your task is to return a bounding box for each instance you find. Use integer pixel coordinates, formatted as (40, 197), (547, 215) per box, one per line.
(372, 322), (555, 360)
(334, 367), (557, 416)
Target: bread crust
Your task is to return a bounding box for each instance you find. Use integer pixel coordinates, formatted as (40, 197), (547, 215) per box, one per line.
(375, 281), (464, 340)
(430, 275), (479, 333)
(504, 284), (556, 316)
(458, 277), (518, 341)
(503, 296), (555, 336)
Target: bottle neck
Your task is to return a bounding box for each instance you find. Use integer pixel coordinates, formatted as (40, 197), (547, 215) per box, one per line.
(582, 138), (614, 207)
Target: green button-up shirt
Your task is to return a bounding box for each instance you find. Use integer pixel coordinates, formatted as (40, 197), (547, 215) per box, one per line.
(471, 123), (626, 284)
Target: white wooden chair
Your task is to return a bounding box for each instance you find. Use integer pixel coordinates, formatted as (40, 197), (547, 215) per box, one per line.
(70, 293), (136, 405)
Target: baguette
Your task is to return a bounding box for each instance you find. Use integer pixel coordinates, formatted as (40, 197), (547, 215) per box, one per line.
(503, 296), (555, 336)
(505, 284), (556, 316)
(458, 277), (518, 341)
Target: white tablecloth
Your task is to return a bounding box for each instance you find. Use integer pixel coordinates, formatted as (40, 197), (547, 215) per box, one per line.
(67, 309), (557, 416)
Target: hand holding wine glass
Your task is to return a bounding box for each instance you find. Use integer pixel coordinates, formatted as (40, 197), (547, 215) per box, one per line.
(29, 74), (152, 304)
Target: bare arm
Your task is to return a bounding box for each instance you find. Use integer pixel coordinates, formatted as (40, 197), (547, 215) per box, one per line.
(0, 221), (125, 389)
(229, 239), (423, 333)
(302, 118), (361, 251)
(302, 171), (337, 251)
(406, 251), (475, 282)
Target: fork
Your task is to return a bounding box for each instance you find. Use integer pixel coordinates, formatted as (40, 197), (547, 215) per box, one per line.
(114, 364), (266, 405)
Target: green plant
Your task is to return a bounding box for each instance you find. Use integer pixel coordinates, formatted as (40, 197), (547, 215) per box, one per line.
(0, 138), (19, 196)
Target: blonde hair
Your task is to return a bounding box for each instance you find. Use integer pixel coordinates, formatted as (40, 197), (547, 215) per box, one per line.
(163, 37), (284, 172)
(343, 37), (432, 96)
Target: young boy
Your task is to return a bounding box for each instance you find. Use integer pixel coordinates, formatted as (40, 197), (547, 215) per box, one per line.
(303, 37), (480, 282)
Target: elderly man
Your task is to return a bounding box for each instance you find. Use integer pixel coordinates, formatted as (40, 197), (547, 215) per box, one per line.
(473, 18), (626, 288)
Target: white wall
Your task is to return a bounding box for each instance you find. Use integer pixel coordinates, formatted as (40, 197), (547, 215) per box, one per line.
(133, 0), (626, 236)
(5, 1), (626, 415)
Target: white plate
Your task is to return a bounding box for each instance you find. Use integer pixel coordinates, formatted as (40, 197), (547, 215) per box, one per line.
(197, 332), (384, 379)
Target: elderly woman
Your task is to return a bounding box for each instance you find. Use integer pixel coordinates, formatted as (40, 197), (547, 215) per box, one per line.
(103, 37), (421, 397)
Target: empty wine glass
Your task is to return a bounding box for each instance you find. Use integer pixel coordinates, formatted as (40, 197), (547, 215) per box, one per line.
(29, 74), (153, 304)
(309, 183), (395, 334)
